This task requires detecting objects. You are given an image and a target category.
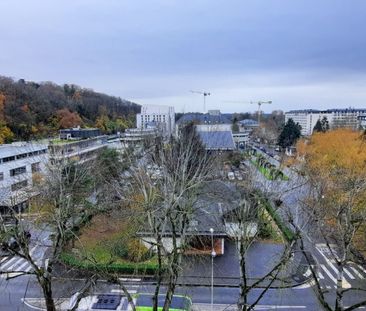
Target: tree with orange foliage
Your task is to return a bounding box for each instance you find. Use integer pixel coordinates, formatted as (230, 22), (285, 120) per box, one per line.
(55, 108), (82, 129)
(296, 129), (366, 311)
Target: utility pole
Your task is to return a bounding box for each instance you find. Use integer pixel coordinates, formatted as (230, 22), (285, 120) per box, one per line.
(190, 90), (211, 113)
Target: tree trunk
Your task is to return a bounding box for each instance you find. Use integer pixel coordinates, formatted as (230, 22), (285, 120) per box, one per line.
(238, 240), (248, 311)
(41, 277), (56, 311)
(335, 261), (345, 311)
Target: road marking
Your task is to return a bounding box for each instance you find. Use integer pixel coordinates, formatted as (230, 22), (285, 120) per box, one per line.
(357, 265), (366, 275)
(326, 286), (331, 289)
(318, 271), (325, 279)
(111, 289), (137, 294)
(0, 257), (8, 264)
(0, 256), (20, 270)
(350, 266), (364, 279)
(320, 264), (337, 283)
(343, 268), (355, 280)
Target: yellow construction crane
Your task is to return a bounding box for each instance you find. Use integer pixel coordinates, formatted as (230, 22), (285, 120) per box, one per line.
(190, 90), (211, 113)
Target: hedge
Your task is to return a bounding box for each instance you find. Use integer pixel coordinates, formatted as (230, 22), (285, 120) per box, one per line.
(255, 193), (295, 242)
(60, 252), (159, 275)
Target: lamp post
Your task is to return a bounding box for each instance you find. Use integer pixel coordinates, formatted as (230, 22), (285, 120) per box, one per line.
(209, 228), (216, 311)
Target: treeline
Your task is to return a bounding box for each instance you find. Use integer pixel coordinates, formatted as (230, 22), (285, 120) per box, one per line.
(0, 76), (140, 142)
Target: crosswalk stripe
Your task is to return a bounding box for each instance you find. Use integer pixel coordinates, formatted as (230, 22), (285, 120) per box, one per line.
(6, 258), (26, 271)
(0, 257), (8, 264)
(17, 260), (31, 271)
(343, 268), (355, 280)
(318, 271), (325, 279)
(316, 246), (339, 274)
(358, 265), (366, 275)
(320, 264), (337, 283)
(1, 256), (20, 270)
(350, 266), (364, 279)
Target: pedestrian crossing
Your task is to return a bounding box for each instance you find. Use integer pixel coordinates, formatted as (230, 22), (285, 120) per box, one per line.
(0, 245), (46, 278)
(312, 244), (366, 289)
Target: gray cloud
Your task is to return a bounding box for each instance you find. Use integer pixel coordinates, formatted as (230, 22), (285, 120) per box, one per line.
(0, 0), (366, 112)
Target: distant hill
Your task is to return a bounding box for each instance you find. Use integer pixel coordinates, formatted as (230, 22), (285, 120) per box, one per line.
(0, 76), (140, 142)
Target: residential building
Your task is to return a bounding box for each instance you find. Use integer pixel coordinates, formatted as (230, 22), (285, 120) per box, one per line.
(285, 108), (366, 136)
(0, 142), (48, 212)
(136, 105), (175, 137)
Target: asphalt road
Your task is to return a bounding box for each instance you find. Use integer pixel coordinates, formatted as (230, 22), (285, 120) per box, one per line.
(249, 147), (366, 309)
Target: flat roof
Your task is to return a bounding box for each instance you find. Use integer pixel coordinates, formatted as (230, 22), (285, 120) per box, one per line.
(0, 143), (48, 158)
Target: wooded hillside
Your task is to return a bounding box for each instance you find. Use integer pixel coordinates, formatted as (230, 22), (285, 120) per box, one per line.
(0, 76), (140, 142)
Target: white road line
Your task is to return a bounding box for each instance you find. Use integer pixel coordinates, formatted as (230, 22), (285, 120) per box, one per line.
(0, 257), (8, 264)
(343, 268), (355, 280)
(350, 266), (364, 279)
(316, 245), (339, 274)
(111, 289), (137, 294)
(17, 260), (31, 271)
(357, 265), (366, 275)
(316, 246), (352, 288)
(320, 264), (337, 283)
(318, 271), (325, 279)
(6, 258), (26, 271)
(326, 286), (331, 289)
(1, 256), (20, 270)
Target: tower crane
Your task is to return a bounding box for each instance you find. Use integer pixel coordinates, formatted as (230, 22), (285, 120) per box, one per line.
(223, 100), (272, 124)
(190, 90), (211, 113)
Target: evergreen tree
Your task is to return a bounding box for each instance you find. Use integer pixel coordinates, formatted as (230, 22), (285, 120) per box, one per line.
(313, 116), (330, 133)
(278, 118), (301, 148)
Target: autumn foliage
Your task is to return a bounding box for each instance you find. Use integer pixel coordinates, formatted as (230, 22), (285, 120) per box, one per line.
(298, 129), (366, 254)
(55, 108), (82, 129)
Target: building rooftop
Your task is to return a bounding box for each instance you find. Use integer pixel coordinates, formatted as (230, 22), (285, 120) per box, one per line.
(238, 119), (259, 126)
(0, 143), (48, 159)
(286, 108), (366, 114)
(176, 113), (231, 125)
(197, 131), (235, 150)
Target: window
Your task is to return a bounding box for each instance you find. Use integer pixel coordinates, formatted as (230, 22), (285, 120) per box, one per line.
(2, 156), (15, 163)
(16, 153), (28, 160)
(11, 180), (28, 191)
(10, 166), (26, 176)
(31, 162), (41, 173)
(0, 172), (3, 181)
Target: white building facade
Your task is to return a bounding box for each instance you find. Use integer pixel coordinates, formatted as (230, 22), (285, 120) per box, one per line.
(136, 105), (175, 137)
(285, 108), (366, 136)
(0, 142), (48, 211)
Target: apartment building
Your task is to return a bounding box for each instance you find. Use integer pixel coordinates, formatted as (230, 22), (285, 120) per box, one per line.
(285, 108), (366, 136)
(0, 142), (48, 212)
(136, 105), (175, 137)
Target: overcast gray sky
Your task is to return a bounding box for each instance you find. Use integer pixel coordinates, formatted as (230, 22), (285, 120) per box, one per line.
(1, 0), (366, 113)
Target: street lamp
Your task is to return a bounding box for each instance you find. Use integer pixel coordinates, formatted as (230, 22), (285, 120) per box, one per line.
(209, 227), (216, 311)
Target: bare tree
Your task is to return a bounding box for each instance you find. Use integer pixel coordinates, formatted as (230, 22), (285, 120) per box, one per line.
(0, 158), (96, 311)
(128, 124), (213, 311)
(210, 175), (296, 311)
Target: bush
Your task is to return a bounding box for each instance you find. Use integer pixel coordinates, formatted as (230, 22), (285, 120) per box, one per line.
(111, 240), (128, 258)
(60, 252), (158, 275)
(126, 239), (150, 262)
